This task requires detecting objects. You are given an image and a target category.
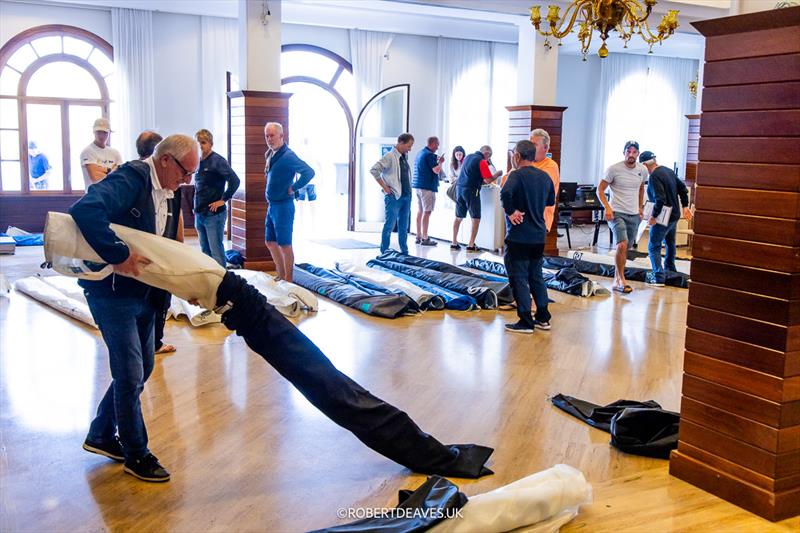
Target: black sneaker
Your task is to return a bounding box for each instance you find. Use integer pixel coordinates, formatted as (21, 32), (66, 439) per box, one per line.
(504, 321), (534, 334)
(450, 243), (461, 250)
(124, 453), (170, 482)
(420, 238), (438, 246)
(465, 245), (480, 252)
(533, 320), (551, 331)
(83, 436), (125, 462)
(645, 273), (665, 287)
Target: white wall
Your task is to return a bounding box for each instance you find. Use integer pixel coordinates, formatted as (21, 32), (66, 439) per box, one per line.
(555, 53), (601, 184)
(1, 0), (111, 45)
(151, 12), (204, 138)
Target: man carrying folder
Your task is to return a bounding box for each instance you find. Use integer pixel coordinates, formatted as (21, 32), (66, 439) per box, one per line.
(639, 151), (693, 287)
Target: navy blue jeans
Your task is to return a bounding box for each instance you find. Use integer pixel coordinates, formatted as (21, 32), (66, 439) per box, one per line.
(648, 219), (678, 283)
(381, 194), (411, 254)
(504, 242), (551, 327)
(85, 292), (156, 460)
(195, 209), (227, 267)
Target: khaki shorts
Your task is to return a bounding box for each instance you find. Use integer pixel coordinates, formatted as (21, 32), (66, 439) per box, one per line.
(415, 189), (436, 212)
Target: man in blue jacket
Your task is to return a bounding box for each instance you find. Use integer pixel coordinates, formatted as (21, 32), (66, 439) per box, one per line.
(70, 134), (199, 482)
(264, 122), (315, 283)
(500, 140), (555, 334)
(412, 136), (444, 246)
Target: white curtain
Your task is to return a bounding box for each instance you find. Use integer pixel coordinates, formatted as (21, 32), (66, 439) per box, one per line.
(435, 37), (492, 160)
(588, 53), (697, 183)
(200, 16), (238, 159)
(111, 7), (155, 162)
(349, 29), (395, 110)
(489, 42), (518, 171)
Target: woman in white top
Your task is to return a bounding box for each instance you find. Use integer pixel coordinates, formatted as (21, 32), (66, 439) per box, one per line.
(448, 145), (465, 184)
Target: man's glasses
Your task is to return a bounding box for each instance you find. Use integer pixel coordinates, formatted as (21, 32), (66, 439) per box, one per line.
(170, 154), (194, 177)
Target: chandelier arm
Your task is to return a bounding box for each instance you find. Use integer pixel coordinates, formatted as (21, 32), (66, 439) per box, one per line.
(548, 0), (589, 39)
(623, 0), (652, 24)
(638, 19), (661, 42)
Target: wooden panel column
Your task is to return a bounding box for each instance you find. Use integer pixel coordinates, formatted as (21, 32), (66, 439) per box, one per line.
(505, 105), (567, 256)
(669, 6), (800, 522)
(228, 90), (291, 271)
(684, 114), (700, 196)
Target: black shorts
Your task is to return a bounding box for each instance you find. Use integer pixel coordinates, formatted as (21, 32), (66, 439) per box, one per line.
(455, 187), (481, 219)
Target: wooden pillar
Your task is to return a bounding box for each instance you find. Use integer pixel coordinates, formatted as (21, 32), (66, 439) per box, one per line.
(505, 105), (567, 256)
(684, 114), (700, 198)
(669, 6), (800, 522)
(228, 90), (291, 271)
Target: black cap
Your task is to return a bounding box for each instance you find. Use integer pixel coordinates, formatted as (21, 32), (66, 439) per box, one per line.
(639, 151), (656, 163)
(624, 140), (639, 152)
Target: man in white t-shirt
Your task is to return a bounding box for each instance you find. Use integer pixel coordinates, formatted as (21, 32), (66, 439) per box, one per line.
(80, 118), (122, 190)
(598, 140), (648, 293)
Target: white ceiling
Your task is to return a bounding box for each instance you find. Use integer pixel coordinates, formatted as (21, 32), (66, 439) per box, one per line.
(18, 0), (717, 58)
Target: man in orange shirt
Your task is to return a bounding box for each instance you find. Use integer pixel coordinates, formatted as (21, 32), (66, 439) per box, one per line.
(501, 128), (559, 231)
(529, 129), (560, 232)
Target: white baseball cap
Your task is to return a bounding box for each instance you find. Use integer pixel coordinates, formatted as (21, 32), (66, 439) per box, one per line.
(93, 118), (112, 132)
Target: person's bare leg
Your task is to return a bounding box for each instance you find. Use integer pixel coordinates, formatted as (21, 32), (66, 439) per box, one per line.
(615, 240), (628, 288)
(416, 209), (423, 242)
(266, 241), (285, 279)
(281, 245), (295, 283)
(421, 211), (432, 240)
(469, 218), (480, 248)
(452, 218), (462, 246)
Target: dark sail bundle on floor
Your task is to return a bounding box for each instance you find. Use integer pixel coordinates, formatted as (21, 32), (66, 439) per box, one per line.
(293, 263), (418, 319)
(216, 271), (494, 477)
(366, 263), (479, 311)
(377, 251), (514, 306)
(311, 475), (467, 533)
(462, 258), (594, 297)
(551, 393), (679, 459)
(542, 256), (689, 288)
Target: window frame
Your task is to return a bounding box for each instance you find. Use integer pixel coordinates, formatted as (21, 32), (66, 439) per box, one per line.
(0, 25), (113, 195)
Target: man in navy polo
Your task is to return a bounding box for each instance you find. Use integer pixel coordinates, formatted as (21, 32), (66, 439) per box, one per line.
(412, 136), (445, 246)
(264, 122), (315, 283)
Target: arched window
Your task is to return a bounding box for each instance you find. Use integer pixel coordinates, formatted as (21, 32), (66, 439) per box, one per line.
(0, 25), (113, 194)
(279, 44), (355, 234)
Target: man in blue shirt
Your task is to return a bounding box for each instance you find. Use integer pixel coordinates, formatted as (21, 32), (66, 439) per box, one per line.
(70, 134), (199, 482)
(27, 141), (51, 190)
(264, 122), (315, 283)
(500, 140), (555, 334)
(412, 136), (444, 246)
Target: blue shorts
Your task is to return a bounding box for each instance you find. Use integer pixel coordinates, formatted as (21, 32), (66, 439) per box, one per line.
(265, 200), (296, 245)
(455, 187), (481, 219)
(608, 212), (640, 245)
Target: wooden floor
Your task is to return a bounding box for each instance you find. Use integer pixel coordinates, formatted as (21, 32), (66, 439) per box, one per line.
(1, 227), (797, 532)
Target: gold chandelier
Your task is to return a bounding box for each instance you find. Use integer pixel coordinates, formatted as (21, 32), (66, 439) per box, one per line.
(530, 0), (679, 60)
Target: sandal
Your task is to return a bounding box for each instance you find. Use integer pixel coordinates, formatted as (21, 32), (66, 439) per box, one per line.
(612, 285), (633, 294)
(465, 245), (480, 252)
(155, 344), (176, 354)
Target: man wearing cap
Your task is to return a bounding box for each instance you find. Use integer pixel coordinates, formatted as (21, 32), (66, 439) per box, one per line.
(598, 140), (648, 293)
(80, 118), (122, 189)
(639, 150), (693, 286)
